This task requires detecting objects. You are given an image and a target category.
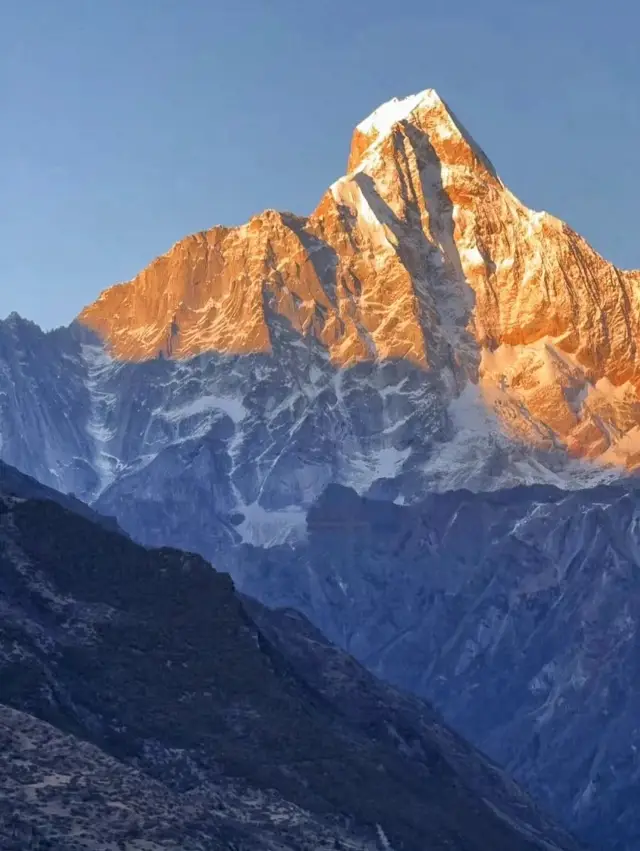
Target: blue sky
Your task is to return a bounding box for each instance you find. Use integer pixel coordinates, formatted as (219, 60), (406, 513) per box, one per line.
(3, 0), (639, 329)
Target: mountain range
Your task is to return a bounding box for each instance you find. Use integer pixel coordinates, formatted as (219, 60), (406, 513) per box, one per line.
(3, 88), (640, 849)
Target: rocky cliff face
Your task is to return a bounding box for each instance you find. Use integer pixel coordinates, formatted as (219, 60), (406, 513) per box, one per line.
(229, 482), (640, 851)
(79, 89), (640, 472)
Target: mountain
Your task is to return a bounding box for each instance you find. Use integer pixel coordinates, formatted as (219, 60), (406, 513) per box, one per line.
(2, 89), (640, 552)
(229, 482), (640, 851)
(2, 86), (639, 847)
(0, 465), (581, 851)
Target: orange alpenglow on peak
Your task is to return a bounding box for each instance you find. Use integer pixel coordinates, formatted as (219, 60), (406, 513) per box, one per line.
(78, 88), (640, 471)
(347, 90), (444, 171)
(76, 87), (492, 370)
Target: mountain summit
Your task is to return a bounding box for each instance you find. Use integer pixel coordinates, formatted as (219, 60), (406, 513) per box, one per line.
(78, 88), (493, 371)
(78, 88), (640, 474)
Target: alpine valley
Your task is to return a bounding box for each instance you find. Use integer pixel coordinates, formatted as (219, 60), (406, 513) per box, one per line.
(3, 89), (640, 848)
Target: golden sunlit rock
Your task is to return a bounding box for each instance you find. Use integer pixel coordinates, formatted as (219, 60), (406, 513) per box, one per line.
(78, 89), (640, 471)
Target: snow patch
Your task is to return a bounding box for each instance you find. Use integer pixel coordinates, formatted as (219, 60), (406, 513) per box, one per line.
(235, 502), (307, 548)
(357, 90), (441, 137)
(80, 344), (119, 494)
(160, 394), (246, 424)
(372, 446), (411, 479)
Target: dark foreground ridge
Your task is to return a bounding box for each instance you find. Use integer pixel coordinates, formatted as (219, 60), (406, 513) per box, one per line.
(0, 463), (581, 851)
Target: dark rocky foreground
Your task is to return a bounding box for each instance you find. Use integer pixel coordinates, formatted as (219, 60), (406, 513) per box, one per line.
(0, 466), (581, 851)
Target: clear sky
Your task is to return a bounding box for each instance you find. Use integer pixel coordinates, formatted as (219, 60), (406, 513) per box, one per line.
(3, 0), (639, 329)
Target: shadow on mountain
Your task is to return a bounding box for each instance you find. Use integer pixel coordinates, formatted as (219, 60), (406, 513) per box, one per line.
(230, 479), (640, 851)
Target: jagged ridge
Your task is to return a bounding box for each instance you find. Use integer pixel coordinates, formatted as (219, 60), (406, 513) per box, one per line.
(78, 89), (640, 474)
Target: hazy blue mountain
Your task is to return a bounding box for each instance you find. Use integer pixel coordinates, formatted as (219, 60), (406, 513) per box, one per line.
(227, 482), (640, 851)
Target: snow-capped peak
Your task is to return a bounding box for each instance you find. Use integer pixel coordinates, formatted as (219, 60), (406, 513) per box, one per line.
(72, 85), (640, 493)
(356, 89), (442, 138)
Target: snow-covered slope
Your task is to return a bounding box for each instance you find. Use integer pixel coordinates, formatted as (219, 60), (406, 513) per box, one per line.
(0, 311), (610, 554)
(0, 88), (639, 550)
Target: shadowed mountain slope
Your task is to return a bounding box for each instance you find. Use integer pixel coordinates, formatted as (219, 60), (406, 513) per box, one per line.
(0, 464), (581, 851)
(229, 481), (640, 851)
